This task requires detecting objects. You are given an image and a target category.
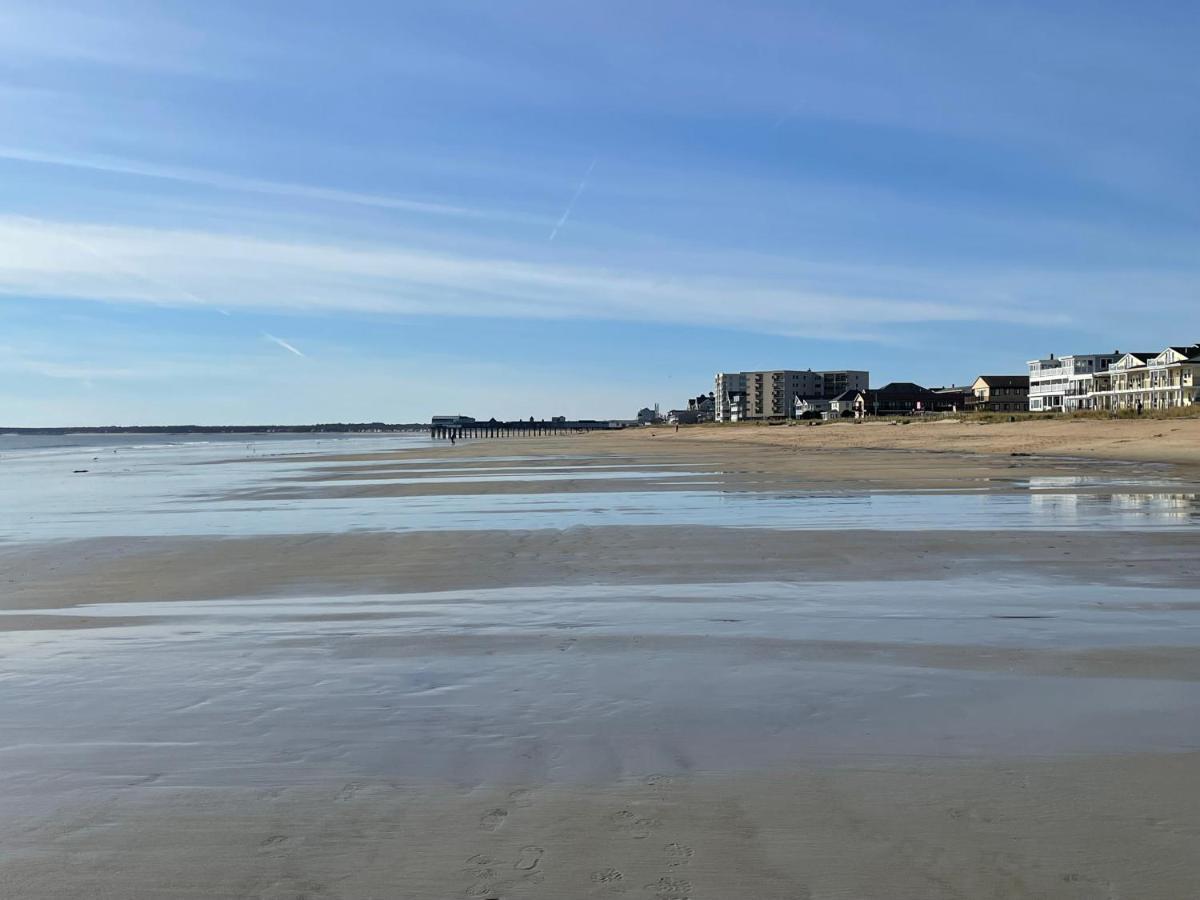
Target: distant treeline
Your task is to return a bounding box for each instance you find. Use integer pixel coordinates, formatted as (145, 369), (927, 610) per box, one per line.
(0, 423), (428, 435)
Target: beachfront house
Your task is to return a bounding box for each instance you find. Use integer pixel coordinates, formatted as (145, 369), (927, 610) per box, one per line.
(686, 393), (716, 422)
(826, 389), (868, 418)
(1091, 345), (1200, 411)
(932, 385), (975, 413)
(793, 395), (831, 418)
(971, 375), (1029, 413)
(1027, 352), (1122, 412)
(871, 382), (942, 415)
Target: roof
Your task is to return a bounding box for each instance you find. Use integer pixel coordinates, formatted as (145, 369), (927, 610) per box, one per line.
(830, 389), (866, 402)
(974, 375), (1029, 388)
(876, 382), (933, 395)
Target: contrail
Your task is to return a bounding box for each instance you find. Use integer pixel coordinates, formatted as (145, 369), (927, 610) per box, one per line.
(771, 103), (804, 132)
(548, 158), (596, 241)
(263, 333), (305, 357)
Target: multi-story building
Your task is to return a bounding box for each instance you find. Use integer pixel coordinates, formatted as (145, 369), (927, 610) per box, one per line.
(1092, 346), (1200, 411)
(714, 369), (868, 422)
(1027, 353), (1122, 412)
(971, 375), (1029, 412)
(686, 393), (716, 422)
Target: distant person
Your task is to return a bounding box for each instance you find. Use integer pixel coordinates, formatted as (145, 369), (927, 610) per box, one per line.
(1136, 400), (1144, 415)
(449, 431), (456, 445)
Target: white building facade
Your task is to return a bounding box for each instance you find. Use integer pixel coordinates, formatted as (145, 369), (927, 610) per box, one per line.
(1028, 346), (1199, 412)
(1027, 353), (1121, 412)
(1092, 346), (1200, 410)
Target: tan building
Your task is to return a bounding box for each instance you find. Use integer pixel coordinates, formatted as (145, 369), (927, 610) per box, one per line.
(714, 369), (868, 422)
(971, 375), (1029, 412)
(1092, 345), (1200, 410)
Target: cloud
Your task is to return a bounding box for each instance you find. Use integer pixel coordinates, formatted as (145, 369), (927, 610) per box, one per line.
(0, 146), (541, 225)
(0, 216), (1067, 338)
(0, 342), (249, 382)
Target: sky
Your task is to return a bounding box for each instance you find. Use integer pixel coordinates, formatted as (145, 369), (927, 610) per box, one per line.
(2, 0), (1198, 425)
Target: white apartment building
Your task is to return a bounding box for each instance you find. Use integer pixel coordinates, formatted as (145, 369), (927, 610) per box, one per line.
(1092, 346), (1200, 410)
(1027, 352), (1121, 412)
(714, 369), (868, 422)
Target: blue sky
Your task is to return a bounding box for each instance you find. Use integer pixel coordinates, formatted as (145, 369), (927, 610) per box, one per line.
(2, 0), (1198, 424)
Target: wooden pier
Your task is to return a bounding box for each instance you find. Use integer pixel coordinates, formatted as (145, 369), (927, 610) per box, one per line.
(429, 420), (617, 440)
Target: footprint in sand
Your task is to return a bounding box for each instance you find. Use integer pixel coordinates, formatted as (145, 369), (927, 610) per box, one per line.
(479, 808), (508, 831)
(259, 834), (290, 849)
(463, 854), (496, 880)
(630, 818), (658, 839)
(663, 843), (694, 867)
(609, 809), (659, 839)
(590, 867), (623, 884)
(465, 881), (502, 899)
(646, 875), (692, 899)
(514, 846), (544, 871)
(507, 788), (535, 808)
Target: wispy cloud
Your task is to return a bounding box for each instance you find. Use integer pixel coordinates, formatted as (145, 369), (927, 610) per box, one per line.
(0, 216), (1073, 336)
(0, 146), (542, 225)
(263, 332), (305, 357)
(0, 341), (249, 382)
(7, 213), (231, 316)
(549, 158), (596, 241)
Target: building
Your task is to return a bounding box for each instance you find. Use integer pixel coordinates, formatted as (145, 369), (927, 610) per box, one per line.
(932, 385), (975, 413)
(826, 389), (868, 418)
(1092, 345), (1200, 411)
(431, 415), (475, 426)
(971, 375), (1029, 412)
(636, 406), (662, 425)
(686, 393), (716, 422)
(714, 369), (869, 422)
(1027, 353), (1122, 412)
(794, 396), (831, 418)
(869, 382), (944, 414)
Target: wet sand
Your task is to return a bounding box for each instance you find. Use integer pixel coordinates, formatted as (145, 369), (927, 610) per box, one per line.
(4, 526), (1200, 609)
(5, 754), (1199, 900)
(2, 433), (1199, 898)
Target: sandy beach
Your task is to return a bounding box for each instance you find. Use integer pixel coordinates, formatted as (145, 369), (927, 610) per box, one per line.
(612, 416), (1200, 468)
(2, 425), (1199, 898)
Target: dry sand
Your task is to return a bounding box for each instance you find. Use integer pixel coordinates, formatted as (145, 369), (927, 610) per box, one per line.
(609, 415), (1200, 468)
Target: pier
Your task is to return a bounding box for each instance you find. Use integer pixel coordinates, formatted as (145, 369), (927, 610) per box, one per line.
(429, 420), (618, 440)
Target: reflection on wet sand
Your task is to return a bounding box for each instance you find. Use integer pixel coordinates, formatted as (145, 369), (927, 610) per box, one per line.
(2, 434), (1199, 898)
